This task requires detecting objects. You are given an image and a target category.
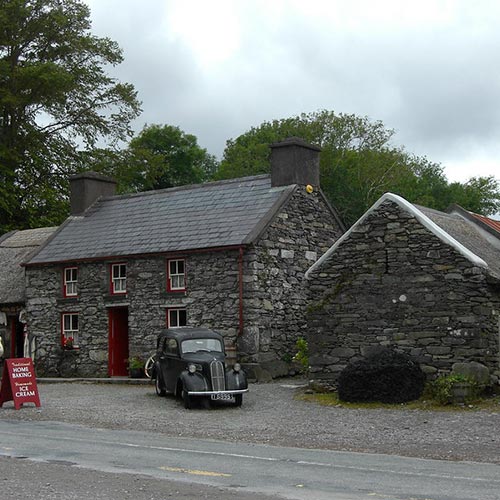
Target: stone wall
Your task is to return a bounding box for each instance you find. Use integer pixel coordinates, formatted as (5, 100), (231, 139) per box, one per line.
(239, 187), (343, 378)
(26, 250), (241, 377)
(306, 200), (500, 389)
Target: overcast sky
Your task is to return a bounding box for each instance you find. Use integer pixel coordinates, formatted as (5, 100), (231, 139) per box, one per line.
(84, 0), (500, 184)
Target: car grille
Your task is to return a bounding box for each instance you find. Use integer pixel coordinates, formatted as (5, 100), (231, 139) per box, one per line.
(210, 360), (226, 391)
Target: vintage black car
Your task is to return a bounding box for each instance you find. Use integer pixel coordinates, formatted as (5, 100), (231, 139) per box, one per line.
(153, 327), (248, 408)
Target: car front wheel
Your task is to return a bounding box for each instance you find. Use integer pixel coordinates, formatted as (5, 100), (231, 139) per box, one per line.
(155, 374), (166, 397)
(182, 384), (193, 409)
(234, 394), (243, 407)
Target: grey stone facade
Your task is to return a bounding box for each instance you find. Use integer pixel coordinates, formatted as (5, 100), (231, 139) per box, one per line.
(306, 199), (500, 389)
(25, 188), (342, 378)
(26, 251), (241, 377)
(239, 188), (342, 377)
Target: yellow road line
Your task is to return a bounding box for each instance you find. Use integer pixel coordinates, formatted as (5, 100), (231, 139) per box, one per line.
(159, 465), (231, 477)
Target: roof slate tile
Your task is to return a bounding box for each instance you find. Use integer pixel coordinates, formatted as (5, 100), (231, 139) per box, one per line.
(28, 175), (293, 264)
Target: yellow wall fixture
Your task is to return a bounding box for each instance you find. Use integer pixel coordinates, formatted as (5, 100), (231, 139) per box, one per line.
(306, 185), (314, 193)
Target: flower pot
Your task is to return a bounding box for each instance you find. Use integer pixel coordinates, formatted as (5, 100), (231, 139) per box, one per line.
(450, 382), (474, 404)
(129, 367), (144, 378)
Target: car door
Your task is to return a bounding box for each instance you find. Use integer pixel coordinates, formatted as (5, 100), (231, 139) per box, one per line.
(164, 338), (181, 393)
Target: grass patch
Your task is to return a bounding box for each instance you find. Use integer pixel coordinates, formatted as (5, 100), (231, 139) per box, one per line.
(295, 391), (500, 412)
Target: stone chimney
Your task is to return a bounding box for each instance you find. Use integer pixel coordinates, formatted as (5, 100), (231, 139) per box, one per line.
(270, 137), (321, 188)
(69, 171), (117, 216)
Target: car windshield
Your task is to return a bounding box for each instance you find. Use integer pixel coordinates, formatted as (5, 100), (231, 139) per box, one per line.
(181, 338), (223, 354)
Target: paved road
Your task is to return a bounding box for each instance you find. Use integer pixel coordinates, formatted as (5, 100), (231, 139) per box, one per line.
(1, 420), (499, 500)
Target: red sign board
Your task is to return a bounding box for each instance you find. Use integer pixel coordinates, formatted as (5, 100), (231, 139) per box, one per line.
(0, 358), (41, 410)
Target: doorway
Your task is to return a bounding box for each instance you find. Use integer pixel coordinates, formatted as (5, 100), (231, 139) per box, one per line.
(10, 316), (25, 358)
(108, 307), (129, 376)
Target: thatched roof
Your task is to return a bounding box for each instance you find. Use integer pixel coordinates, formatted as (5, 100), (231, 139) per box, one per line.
(0, 227), (57, 305)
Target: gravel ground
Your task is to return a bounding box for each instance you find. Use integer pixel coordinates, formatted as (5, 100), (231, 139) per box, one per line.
(1, 379), (500, 465)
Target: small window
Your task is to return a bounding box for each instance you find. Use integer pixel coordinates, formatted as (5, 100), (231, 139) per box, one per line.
(62, 313), (79, 348)
(63, 267), (78, 297)
(163, 338), (179, 355)
(167, 308), (187, 328)
(167, 259), (186, 292)
(111, 263), (127, 294)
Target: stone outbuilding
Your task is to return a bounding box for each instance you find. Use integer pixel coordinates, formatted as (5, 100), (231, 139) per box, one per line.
(0, 227), (57, 360)
(305, 193), (500, 389)
(24, 138), (344, 378)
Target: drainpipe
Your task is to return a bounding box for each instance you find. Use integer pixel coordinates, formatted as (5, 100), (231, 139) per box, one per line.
(238, 246), (244, 336)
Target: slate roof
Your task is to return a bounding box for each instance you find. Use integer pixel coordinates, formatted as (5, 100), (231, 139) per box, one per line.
(307, 193), (500, 280)
(27, 175), (295, 265)
(0, 227), (57, 304)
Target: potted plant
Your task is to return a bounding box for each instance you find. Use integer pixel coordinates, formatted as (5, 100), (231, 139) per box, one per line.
(63, 336), (74, 350)
(128, 356), (145, 378)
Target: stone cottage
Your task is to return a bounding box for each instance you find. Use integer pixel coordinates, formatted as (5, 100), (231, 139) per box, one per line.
(305, 193), (500, 389)
(24, 138), (344, 378)
(0, 227), (57, 360)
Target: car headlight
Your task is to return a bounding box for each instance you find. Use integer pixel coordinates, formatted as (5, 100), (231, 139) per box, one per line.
(188, 364), (197, 374)
(233, 363), (241, 373)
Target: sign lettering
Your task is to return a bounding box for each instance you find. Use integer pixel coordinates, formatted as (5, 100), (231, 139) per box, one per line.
(0, 358), (41, 410)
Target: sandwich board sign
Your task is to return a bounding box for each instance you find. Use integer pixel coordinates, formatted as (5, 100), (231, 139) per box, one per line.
(0, 358), (41, 410)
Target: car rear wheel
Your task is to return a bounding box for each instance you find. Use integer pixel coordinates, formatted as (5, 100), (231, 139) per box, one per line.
(155, 374), (166, 397)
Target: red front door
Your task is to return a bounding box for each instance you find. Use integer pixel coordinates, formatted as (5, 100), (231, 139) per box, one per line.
(108, 307), (129, 376)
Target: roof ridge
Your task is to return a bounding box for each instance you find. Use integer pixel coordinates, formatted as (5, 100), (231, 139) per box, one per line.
(98, 174), (271, 203)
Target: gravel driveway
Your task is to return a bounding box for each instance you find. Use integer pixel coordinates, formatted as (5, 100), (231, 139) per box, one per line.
(1, 379), (499, 465)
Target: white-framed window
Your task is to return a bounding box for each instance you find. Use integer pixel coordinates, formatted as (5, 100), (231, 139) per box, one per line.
(63, 267), (78, 297)
(111, 263), (127, 294)
(167, 308), (187, 328)
(62, 313), (79, 348)
(167, 259), (186, 291)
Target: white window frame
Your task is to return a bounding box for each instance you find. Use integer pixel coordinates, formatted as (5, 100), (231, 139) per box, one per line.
(64, 267), (78, 297)
(167, 308), (187, 328)
(168, 259), (186, 291)
(62, 313), (79, 347)
(111, 263), (127, 294)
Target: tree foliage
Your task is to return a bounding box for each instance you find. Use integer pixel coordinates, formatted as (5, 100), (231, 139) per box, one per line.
(83, 124), (218, 193)
(0, 0), (141, 233)
(216, 111), (500, 226)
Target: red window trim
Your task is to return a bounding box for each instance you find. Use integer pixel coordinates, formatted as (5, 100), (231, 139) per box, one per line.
(63, 266), (78, 298)
(61, 312), (79, 349)
(166, 307), (187, 328)
(110, 262), (127, 295)
(166, 258), (187, 292)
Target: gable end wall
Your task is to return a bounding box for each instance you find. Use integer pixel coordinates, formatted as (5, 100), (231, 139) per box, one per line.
(239, 188), (343, 377)
(307, 200), (500, 388)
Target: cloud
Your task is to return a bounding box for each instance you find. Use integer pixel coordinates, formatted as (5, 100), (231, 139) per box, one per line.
(84, 0), (500, 182)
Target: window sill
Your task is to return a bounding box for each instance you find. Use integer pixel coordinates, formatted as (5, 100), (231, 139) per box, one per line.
(162, 290), (188, 298)
(57, 297), (79, 305)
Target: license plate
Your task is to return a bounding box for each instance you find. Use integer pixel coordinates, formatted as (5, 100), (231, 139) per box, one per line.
(211, 393), (234, 401)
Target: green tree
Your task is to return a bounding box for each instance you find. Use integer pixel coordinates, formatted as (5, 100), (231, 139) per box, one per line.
(83, 124), (218, 193)
(0, 0), (141, 233)
(216, 111), (500, 225)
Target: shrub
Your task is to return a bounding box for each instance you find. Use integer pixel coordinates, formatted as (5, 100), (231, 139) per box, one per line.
(428, 373), (479, 405)
(337, 348), (425, 403)
(293, 337), (309, 374)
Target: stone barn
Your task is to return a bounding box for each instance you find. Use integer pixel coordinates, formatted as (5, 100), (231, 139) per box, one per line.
(305, 193), (500, 389)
